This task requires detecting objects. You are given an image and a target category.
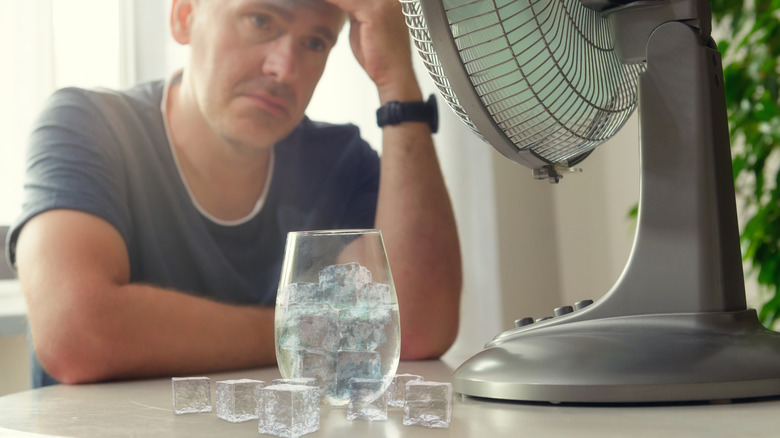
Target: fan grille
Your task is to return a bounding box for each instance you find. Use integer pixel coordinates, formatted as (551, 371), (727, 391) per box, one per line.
(401, 0), (645, 166)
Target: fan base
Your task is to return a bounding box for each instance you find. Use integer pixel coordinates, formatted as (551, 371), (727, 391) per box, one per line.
(453, 310), (780, 403)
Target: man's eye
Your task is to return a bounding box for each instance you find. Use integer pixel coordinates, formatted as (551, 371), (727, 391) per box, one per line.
(304, 37), (326, 53)
(250, 14), (270, 29)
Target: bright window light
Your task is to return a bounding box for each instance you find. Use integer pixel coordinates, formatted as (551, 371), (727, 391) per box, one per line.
(0, 0), (127, 225)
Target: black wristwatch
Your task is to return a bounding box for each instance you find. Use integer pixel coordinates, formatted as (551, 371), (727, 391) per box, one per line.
(376, 94), (439, 133)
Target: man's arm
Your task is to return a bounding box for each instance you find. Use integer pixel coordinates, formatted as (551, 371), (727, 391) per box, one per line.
(377, 114), (462, 360)
(15, 209), (276, 384)
(327, 0), (463, 359)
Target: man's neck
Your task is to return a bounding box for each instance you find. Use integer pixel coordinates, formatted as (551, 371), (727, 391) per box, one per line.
(166, 77), (273, 222)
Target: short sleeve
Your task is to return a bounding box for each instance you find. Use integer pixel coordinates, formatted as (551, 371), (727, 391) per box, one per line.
(7, 88), (131, 268)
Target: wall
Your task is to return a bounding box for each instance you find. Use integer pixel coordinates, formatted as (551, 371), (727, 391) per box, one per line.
(492, 152), (562, 329)
(0, 336), (30, 396)
(439, 115), (640, 368)
(491, 115), (640, 335)
(553, 115), (641, 308)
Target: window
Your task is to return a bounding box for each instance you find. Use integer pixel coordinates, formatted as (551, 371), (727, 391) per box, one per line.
(0, 0), (135, 225)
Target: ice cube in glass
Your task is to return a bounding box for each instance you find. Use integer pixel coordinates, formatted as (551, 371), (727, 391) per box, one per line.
(335, 350), (381, 402)
(285, 282), (321, 304)
(358, 282), (392, 307)
(338, 305), (392, 351)
(278, 303), (339, 351)
(347, 378), (387, 421)
(281, 348), (337, 402)
(319, 263), (372, 309)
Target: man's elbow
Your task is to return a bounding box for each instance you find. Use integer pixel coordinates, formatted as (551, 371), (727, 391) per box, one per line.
(400, 314), (459, 360)
(33, 327), (113, 385)
(398, 272), (462, 360)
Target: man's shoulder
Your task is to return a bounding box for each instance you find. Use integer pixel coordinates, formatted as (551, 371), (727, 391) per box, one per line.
(47, 80), (164, 115)
(34, 81), (169, 161)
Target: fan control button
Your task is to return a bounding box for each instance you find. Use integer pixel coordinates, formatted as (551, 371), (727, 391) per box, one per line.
(515, 317), (535, 328)
(574, 299), (594, 310)
(554, 306), (574, 316)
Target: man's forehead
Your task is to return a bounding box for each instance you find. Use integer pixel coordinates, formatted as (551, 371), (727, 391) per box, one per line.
(225, 0), (346, 25)
(231, 0), (344, 14)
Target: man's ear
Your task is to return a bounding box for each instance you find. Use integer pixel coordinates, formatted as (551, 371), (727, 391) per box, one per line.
(170, 0), (195, 45)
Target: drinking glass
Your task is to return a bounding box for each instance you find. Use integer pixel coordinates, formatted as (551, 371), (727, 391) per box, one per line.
(275, 229), (401, 405)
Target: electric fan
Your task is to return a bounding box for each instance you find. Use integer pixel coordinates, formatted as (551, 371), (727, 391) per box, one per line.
(401, 0), (780, 403)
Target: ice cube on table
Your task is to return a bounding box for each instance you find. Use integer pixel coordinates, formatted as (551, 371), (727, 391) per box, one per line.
(172, 377), (212, 415)
(272, 377), (318, 387)
(337, 305), (391, 351)
(216, 379), (265, 423)
(335, 350), (381, 402)
(386, 374), (423, 408)
(347, 378), (388, 421)
(278, 304), (339, 351)
(273, 377), (321, 403)
(403, 381), (453, 428)
(258, 384), (320, 438)
(319, 263), (372, 309)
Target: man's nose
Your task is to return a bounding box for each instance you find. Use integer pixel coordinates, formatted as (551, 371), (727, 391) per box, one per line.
(261, 37), (299, 83)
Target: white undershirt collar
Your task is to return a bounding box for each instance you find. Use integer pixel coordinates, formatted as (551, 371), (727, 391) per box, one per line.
(161, 70), (275, 227)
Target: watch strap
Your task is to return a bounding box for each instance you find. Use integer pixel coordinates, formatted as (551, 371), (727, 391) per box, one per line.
(376, 94), (439, 133)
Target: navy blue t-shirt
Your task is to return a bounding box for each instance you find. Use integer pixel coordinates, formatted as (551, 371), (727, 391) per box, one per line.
(6, 80), (380, 386)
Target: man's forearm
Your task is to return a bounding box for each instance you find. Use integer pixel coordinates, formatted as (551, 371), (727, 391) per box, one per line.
(325, 0), (463, 359)
(29, 280), (277, 384)
(17, 209), (277, 384)
(375, 118), (462, 360)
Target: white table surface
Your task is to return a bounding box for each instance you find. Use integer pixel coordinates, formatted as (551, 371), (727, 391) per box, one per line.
(1, 359), (780, 438)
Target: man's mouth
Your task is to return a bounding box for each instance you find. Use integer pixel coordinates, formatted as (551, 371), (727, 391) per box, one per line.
(243, 92), (290, 118)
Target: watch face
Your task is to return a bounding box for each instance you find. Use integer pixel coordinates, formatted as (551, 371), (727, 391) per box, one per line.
(427, 94), (439, 133)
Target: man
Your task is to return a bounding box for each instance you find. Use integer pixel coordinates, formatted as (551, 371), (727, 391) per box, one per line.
(8, 0), (461, 386)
